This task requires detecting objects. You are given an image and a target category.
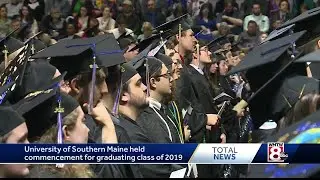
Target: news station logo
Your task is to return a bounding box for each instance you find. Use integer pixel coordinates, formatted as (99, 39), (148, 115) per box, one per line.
(267, 142), (288, 162)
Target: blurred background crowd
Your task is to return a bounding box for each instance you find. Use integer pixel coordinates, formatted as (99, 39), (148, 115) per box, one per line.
(1, 0), (320, 49)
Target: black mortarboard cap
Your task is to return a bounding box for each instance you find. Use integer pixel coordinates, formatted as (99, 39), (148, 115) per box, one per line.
(278, 7), (320, 46)
(0, 106), (25, 136)
(153, 14), (191, 35)
(136, 56), (163, 83)
(111, 62), (138, 116)
(121, 62), (138, 84)
(232, 32), (308, 129)
(248, 110), (320, 178)
(226, 31), (306, 77)
(271, 76), (319, 119)
(0, 27), (23, 61)
(261, 24), (295, 44)
(0, 44), (31, 104)
(24, 31), (46, 55)
(295, 50), (320, 63)
(31, 34), (125, 80)
(155, 53), (172, 68)
(130, 30), (171, 52)
(129, 44), (153, 68)
(0, 37), (24, 63)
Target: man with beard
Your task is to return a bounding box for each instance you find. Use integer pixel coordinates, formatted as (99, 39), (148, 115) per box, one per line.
(116, 62), (151, 143)
(30, 34), (138, 178)
(238, 20), (261, 50)
(243, 2), (270, 33)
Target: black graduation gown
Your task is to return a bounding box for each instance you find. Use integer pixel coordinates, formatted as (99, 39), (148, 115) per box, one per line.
(174, 66), (208, 143)
(186, 65), (228, 178)
(85, 114), (143, 178)
(137, 104), (182, 143)
(119, 114), (183, 178)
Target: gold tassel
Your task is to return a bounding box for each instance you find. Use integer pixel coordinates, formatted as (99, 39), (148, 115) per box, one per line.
(298, 84), (306, 99)
(282, 94), (292, 108)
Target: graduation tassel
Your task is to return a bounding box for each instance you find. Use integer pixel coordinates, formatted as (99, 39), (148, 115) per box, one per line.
(3, 45), (9, 69)
(299, 84), (306, 99)
(55, 87), (65, 168)
(112, 66), (124, 117)
(145, 59), (150, 97)
(88, 44), (97, 115)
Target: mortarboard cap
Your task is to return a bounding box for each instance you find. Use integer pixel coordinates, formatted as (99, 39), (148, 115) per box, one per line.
(0, 106), (25, 136)
(19, 75), (77, 141)
(153, 14), (191, 36)
(231, 32), (309, 129)
(0, 44), (31, 104)
(135, 56), (163, 84)
(248, 110), (320, 178)
(0, 37), (24, 63)
(31, 34), (125, 114)
(121, 62), (138, 84)
(24, 31), (46, 55)
(31, 34), (125, 80)
(155, 53), (173, 68)
(278, 7), (320, 46)
(130, 30), (171, 52)
(111, 62), (138, 116)
(261, 24), (295, 44)
(0, 27), (24, 61)
(129, 44), (153, 68)
(226, 31), (306, 78)
(294, 50), (320, 63)
(271, 76), (319, 120)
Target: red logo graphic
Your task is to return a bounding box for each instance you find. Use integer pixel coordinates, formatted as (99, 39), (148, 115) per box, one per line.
(267, 142), (288, 162)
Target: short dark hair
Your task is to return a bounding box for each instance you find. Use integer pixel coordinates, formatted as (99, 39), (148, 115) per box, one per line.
(248, 20), (258, 27)
(252, 1), (261, 8)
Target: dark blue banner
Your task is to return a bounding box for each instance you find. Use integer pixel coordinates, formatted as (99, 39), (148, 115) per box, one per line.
(0, 144), (197, 164)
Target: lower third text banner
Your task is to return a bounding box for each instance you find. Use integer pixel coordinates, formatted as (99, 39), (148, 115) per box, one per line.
(0, 143), (319, 164)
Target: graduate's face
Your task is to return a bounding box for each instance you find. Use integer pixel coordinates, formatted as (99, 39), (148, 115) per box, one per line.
(124, 44), (139, 61)
(0, 123), (30, 178)
(152, 64), (172, 96)
(219, 60), (229, 75)
(210, 63), (218, 74)
(126, 74), (148, 109)
(64, 106), (89, 143)
(171, 53), (183, 80)
(180, 30), (197, 52)
(199, 46), (212, 64)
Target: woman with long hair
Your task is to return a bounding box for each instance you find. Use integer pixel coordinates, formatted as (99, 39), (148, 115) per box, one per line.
(195, 3), (217, 35)
(75, 6), (90, 32)
(28, 93), (94, 178)
(19, 5), (38, 39)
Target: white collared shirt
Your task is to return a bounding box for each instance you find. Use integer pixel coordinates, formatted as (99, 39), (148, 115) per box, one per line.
(190, 63), (204, 75)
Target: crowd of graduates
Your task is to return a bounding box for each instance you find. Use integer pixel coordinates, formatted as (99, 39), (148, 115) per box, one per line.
(1, 0), (320, 179)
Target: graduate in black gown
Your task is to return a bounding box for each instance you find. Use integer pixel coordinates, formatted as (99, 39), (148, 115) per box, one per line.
(135, 56), (183, 144)
(30, 34), (137, 178)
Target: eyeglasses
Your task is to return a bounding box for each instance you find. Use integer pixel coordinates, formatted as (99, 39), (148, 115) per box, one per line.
(154, 72), (171, 79)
